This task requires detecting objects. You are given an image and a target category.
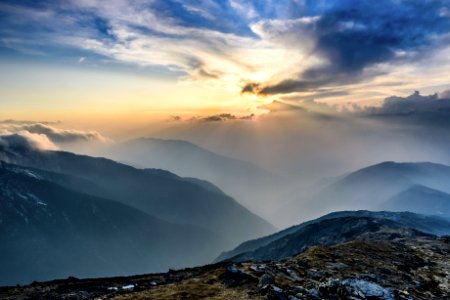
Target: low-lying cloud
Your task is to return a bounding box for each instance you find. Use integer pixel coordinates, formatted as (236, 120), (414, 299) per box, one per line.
(0, 133), (58, 152)
(0, 121), (109, 151)
(21, 123), (107, 144)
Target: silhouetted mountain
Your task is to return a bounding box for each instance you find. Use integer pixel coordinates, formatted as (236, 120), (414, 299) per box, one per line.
(0, 138), (275, 248)
(279, 161), (450, 225)
(380, 184), (450, 217)
(102, 138), (280, 215)
(217, 210), (450, 262)
(0, 162), (221, 286)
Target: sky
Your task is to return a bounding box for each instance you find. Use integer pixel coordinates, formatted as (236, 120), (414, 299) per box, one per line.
(1, 0), (450, 127)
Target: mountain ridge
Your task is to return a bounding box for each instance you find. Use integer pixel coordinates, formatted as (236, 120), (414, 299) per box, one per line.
(0, 161), (221, 286)
(0, 138), (276, 247)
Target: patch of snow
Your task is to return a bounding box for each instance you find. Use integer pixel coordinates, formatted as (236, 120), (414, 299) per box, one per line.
(28, 193), (47, 206)
(122, 284), (135, 290)
(22, 170), (41, 179)
(250, 264), (266, 272)
(343, 279), (394, 300)
(10, 167), (42, 180)
(272, 285), (282, 292)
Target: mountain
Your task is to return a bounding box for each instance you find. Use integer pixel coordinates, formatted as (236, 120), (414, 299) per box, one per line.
(0, 161), (221, 286)
(380, 184), (450, 216)
(3, 235), (449, 299)
(216, 210), (450, 262)
(0, 137), (275, 248)
(278, 161), (450, 225)
(101, 138), (280, 215)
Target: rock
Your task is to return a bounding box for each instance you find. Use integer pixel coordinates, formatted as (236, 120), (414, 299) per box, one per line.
(250, 264), (266, 273)
(318, 278), (394, 300)
(260, 284), (288, 300)
(307, 270), (324, 280)
(223, 264), (257, 287)
(259, 273), (275, 287)
(438, 235), (450, 244)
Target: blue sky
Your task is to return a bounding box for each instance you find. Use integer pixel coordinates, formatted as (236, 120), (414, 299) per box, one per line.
(1, 0), (450, 119)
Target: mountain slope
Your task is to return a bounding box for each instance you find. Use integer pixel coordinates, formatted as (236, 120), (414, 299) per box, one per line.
(314, 161), (450, 209)
(102, 138), (279, 214)
(3, 236), (450, 299)
(217, 210), (450, 262)
(279, 161), (450, 225)
(380, 184), (450, 216)
(0, 137), (275, 247)
(0, 162), (221, 286)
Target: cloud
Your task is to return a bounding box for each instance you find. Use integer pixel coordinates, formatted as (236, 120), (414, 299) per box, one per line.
(166, 113), (255, 123)
(20, 123), (107, 144)
(0, 132), (58, 152)
(1, 0), (450, 102)
(199, 113), (254, 122)
(0, 119), (61, 125)
(242, 0), (450, 95)
(0, 121), (108, 147)
(362, 91), (450, 116)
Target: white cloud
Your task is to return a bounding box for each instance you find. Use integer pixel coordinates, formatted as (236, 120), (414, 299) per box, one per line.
(0, 132), (58, 151)
(0, 121), (109, 147)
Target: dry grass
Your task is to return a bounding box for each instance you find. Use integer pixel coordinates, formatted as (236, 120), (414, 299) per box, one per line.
(111, 269), (261, 300)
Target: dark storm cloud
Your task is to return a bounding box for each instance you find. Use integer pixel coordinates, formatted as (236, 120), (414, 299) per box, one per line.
(244, 0), (450, 95)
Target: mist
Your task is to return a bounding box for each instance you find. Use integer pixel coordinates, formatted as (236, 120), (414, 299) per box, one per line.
(76, 91), (450, 227)
(3, 91), (450, 229)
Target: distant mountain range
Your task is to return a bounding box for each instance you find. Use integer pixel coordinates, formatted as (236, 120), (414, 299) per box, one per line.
(381, 184), (450, 216)
(102, 138), (281, 215)
(278, 161), (450, 226)
(216, 210), (450, 262)
(0, 137), (275, 285)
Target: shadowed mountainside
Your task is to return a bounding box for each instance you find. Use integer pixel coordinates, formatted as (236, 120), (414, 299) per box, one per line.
(278, 161), (450, 226)
(216, 210), (450, 262)
(0, 138), (275, 249)
(0, 162), (221, 286)
(102, 138), (281, 217)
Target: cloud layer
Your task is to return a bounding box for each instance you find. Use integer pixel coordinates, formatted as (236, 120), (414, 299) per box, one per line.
(1, 0), (449, 103)
(0, 121), (108, 150)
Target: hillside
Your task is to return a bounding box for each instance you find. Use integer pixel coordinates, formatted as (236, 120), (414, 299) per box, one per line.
(278, 161), (450, 226)
(216, 210), (450, 262)
(0, 137), (275, 247)
(0, 162), (220, 286)
(2, 236), (449, 299)
(380, 184), (450, 216)
(102, 138), (280, 215)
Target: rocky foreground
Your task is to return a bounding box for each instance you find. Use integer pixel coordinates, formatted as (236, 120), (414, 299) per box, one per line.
(1, 236), (449, 300)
